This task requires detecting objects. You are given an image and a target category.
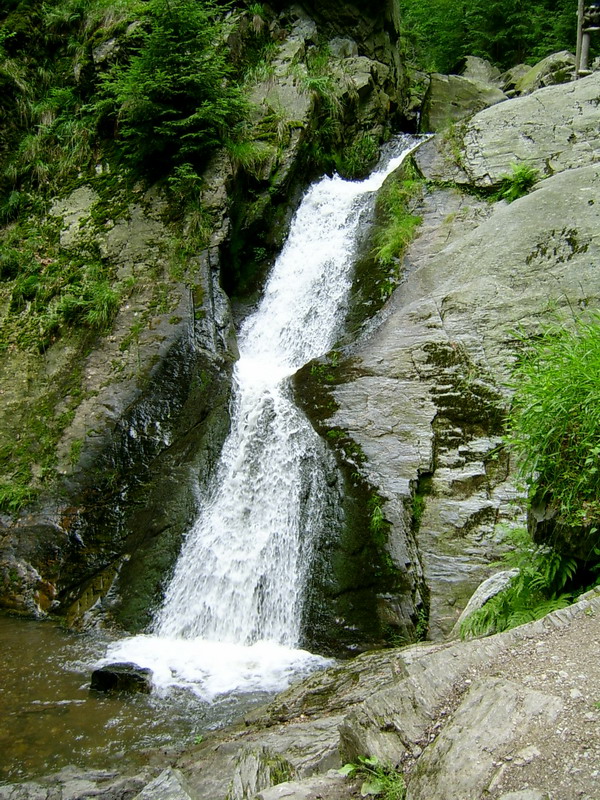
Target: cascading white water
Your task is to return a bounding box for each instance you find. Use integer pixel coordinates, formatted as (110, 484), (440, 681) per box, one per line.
(103, 136), (419, 699)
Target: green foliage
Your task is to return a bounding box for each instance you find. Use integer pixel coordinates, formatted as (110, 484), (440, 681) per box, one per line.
(0, 480), (38, 514)
(411, 493), (426, 530)
(371, 161), (423, 300)
(494, 163), (539, 203)
(335, 135), (379, 180)
(97, 0), (248, 174)
(460, 528), (576, 638)
(339, 756), (406, 800)
(399, 0), (581, 72)
(508, 314), (600, 527)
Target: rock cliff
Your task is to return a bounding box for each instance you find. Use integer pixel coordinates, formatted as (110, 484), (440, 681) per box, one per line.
(0, 0), (407, 632)
(321, 71), (600, 638)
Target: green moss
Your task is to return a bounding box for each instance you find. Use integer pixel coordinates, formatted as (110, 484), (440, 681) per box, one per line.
(373, 159), (424, 268)
(424, 341), (505, 441)
(344, 157), (424, 336)
(0, 346), (88, 514)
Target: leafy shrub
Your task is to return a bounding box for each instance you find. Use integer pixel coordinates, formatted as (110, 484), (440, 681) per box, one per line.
(460, 528), (576, 638)
(494, 162), (539, 203)
(508, 314), (600, 527)
(339, 756), (406, 800)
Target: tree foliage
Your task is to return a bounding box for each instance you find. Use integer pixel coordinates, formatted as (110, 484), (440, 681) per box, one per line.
(399, 0), (580, 72)
(97, 0), (248, 173)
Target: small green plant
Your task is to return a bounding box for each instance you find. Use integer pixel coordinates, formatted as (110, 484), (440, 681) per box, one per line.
(68, 438), (83, 466)
(460, 528), (577, 638)
(369, 500), (386, 534)
(411, 493), (426, 530)
(494, 162), (539, 203)
(415, 607), (429, 640)
(0, 481), (38, 514)
(339, 756), (406, 799)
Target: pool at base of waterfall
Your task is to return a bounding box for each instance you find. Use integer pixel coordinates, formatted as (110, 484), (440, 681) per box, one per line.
(0, 614), (329, 784)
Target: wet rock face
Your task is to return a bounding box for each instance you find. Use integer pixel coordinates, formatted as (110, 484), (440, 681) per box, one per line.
(90, 662), (153, 694)
(0, 180), (237, 624)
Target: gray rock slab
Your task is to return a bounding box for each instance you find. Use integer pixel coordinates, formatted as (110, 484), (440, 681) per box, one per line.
(332, 161), (600, 635)
(133, 768), (193, 800)
(256, 771), (352, 800)
(405, 678), (563, 800)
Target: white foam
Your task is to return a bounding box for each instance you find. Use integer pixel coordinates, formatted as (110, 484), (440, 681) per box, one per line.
(100, 635), (331, 701)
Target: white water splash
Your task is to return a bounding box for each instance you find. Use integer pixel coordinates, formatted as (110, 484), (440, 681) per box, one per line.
(102, 137), (420, 698)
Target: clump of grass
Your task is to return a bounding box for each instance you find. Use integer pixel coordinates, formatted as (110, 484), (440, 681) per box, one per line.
(508, 314), (600, 527)
(335, 134), (379, 180)
(0, 480), (38, 514)
(373, 162), (423, 268)
(495, 162), (539, 203)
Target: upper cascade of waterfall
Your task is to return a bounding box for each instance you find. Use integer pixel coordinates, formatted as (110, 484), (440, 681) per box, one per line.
(101, 135), (421, 700)
(238, 136), (422, 379)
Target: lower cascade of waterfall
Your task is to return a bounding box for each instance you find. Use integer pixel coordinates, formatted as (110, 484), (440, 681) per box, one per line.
(101, 136), (420, 701)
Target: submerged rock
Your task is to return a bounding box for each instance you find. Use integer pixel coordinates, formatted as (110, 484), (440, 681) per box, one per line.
(90, 661), (153, 694)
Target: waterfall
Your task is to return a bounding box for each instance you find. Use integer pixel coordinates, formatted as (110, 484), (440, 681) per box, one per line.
(102, 136), (420, 700)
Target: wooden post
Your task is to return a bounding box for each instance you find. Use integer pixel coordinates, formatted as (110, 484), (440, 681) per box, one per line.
(581, 30), (592, 71)
(575, 0), (585, 77)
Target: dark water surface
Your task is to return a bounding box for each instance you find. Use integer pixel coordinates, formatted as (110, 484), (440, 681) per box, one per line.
(0, 614), (271, 784)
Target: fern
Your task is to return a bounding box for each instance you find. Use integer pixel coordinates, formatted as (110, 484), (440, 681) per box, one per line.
(460, 529), (576, 638)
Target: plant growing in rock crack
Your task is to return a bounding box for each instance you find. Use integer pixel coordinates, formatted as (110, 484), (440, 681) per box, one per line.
(494, 162), (539, 203)
(339, 755), (406, 799)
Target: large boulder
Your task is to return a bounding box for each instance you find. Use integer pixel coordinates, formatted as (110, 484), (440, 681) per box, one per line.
(461, 55), (503, 86)
(515, 50), (576, 95)
(420, 73), (507, 132)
